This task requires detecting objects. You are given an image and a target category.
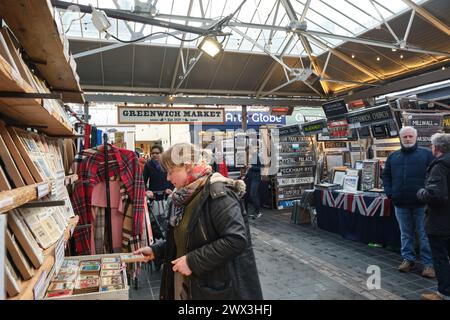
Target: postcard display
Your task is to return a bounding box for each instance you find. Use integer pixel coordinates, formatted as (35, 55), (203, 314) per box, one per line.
(272, 125), (315, 209)
(2, 128), (78, 299)
(0, 16), (81, 300)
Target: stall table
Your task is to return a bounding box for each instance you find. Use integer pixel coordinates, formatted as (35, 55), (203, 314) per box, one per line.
(314, 189), (400, 247)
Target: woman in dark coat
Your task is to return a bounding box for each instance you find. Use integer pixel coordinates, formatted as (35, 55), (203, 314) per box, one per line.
(135, 143), (263, 300)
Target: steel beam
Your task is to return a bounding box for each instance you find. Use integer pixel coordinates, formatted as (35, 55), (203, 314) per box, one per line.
(401, 0), (450, 36)
(305, 34), (383, 80)
(299, 29), (450, 58)
(369, 0), (400, 42)
(170, 0), (195, 93)
(51, 0), (220, 35)
(256, 36), (295, 97)
(404, 9), (415, 43)
(84, 93), (325, 106)
(281, 0), (328, 95)
(343, 67), (450, 102)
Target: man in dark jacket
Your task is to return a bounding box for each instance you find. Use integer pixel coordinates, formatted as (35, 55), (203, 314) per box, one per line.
(143, 145), (174, 243)
(382, 126), (435, 277)
(417, 133), (450, 300)
(143, 145), (174, 199)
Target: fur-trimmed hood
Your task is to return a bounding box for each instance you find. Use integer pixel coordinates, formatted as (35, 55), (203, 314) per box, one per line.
(209, 172), (246, 198)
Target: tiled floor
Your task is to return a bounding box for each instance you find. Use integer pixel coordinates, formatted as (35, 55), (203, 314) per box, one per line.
(129, 208), (437, 300)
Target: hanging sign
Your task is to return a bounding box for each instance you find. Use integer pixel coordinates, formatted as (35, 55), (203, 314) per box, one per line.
(279, 142), (313, 154)
(301, 119), (327, 135)
(322, 99), (348, 118)
(406, 114), (442, 127)
(346, 105), (392, 128)
(444, 114), (450, 133)
(278, 154), (315, 167)
(277, 186), (304, 199)
(279, 135), (311, 143)
(324, 141), (348, 150)
(277, 176), (315, 186)
(278, 166), (315, 176)
(117, 106), (225, 124)
(277, 125), (302, 136)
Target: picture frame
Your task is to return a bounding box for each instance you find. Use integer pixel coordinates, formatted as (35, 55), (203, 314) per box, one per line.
(332, 170), (347, 186)
(342, 175), (359, 192)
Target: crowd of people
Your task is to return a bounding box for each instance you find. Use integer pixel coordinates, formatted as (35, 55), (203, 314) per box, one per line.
(132, 128), (450, 301)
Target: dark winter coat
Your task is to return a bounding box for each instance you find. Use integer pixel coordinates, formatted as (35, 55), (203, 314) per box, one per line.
(151, 175), (263, 300)
(381, 144), (434, 207)
(143, 160), (174, 199)
(417, 152), (450, 236)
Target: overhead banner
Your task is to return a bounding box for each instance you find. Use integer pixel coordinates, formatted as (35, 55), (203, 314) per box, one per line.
(346, 105), (392, 129)
(322, 99), (348, 118)
(117, 106), (225, 124)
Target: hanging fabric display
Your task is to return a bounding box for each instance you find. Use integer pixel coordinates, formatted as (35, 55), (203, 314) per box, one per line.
(71, 144), (147, 255)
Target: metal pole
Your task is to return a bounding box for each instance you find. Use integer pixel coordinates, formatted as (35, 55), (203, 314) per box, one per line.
(103, 133), (113, 253)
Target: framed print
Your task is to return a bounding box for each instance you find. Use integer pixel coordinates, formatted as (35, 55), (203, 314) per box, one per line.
(343, 175), (359, 192)
(326, 154), (344, 170)
(332, 170), (347, 186)
(6, 228), (34, 280)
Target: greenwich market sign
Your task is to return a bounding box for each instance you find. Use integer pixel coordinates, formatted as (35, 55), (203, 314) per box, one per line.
(117, 106), (225, 124)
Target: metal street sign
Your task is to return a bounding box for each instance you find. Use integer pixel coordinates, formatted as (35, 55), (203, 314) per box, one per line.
(346, 105), (392, 129)
(322, 99), (348, 118)
(301, 119), (327, 135)
(117, 106), (225, 124)
(277, 176), (315, 186)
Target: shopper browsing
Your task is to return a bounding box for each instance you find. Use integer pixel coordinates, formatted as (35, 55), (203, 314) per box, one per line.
(417, 133), (450, 300)
(382, 126), (435, 278)
(134, 143), (263, 300)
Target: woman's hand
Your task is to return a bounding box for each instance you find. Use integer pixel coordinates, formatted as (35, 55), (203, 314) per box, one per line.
(171, 255), (192, 276)
(165, 189), (173, 195)
(133, 246), (155, 262)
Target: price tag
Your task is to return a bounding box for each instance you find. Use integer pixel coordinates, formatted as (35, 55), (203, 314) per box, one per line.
(37, 183), (49, 199)
(0, 197), (14, 210)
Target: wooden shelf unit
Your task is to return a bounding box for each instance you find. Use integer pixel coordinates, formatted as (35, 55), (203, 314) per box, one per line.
(0, 0), (84, 104)
(8, 216), (79, 300)
(0, 174), (78, 214)
(0, 54), (75, 137)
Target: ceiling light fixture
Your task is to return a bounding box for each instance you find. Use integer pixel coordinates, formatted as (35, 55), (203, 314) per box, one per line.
(400, 54), (404, 59)
(351, 54), (355, 59)
(198, 36), (223, 58)
(376, 56), (380, 61)
(391, 48), (397, 52)
(442, 66), (446, 70)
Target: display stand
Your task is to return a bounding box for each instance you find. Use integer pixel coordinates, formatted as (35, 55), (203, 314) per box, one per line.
(103, 133), (113, 253)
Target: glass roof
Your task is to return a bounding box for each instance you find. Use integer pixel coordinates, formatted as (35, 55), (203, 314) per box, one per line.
(59, 0), (428, 57)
